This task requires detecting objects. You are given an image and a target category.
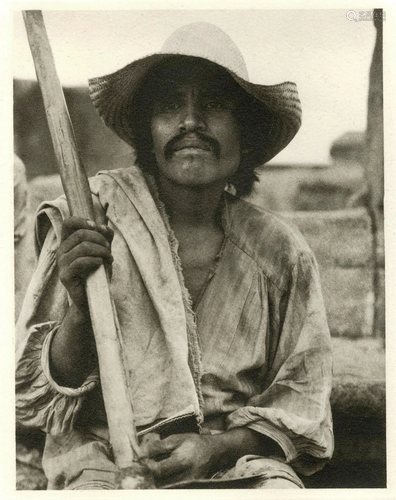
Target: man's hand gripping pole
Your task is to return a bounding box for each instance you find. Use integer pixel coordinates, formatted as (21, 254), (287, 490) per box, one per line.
(22, 10), (154, 488)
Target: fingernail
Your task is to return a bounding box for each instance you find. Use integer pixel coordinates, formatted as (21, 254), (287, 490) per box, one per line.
(100, 224), (108, 232)
(86, 220), (95, 228)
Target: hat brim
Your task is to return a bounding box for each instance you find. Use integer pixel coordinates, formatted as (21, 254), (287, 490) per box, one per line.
(88, 53), (302, 165)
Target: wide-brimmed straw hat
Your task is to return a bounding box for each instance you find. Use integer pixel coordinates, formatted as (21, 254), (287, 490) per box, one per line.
(88, 22), (302, 165)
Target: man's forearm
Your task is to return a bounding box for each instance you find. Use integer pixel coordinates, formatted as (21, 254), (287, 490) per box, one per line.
(49, 303), (97, 388)
(210, 427), (284, 473)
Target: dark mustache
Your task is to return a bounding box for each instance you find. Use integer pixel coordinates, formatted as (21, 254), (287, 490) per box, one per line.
(164, 133), (221, 160)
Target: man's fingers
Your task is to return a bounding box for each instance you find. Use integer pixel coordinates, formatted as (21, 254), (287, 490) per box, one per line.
(56, 217), (114, 309)
(61, 217), (114, 246)
(58, 244), (113, 286)
(59, 229), (111, 255)
(96, 224), (114, 244)
(60, 256), (104, 283)
(141, 432), (161, 446)
(148, 453), (184, 479)
(61, 217), (96, 242)
(60, 241), (113, 265)
(145, 436), (179, 459)
(141, 433), (161, 458)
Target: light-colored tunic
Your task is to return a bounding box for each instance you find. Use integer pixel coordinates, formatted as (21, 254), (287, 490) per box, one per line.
(16, 166), (333, 489)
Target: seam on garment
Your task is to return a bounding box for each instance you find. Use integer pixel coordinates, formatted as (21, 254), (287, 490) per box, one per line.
(215, 268), (259, 379)
(225, 235), (288, 293)
(137, 408), (197, 437)
(224, 192), (310, 251)
(193, 233), (228, 309)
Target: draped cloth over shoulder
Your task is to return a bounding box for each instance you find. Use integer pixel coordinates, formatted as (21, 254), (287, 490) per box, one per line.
(16, 166), (204, 436)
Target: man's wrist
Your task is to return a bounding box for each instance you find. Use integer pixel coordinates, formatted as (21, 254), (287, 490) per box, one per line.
(49, 302), (96, 387)
(70, 301), (91, 323)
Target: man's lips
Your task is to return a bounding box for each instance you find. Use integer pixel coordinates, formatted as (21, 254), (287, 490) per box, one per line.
(172, 139), (212, 152)
(164, 134), (221, 160)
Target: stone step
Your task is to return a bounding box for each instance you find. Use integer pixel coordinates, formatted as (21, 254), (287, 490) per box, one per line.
(306, 337), (386, 488)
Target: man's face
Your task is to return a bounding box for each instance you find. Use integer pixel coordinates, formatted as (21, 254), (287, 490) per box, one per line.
(150, 60), (242, 189)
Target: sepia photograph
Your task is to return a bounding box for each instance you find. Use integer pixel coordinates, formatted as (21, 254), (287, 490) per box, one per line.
(9, 5), (391, 495)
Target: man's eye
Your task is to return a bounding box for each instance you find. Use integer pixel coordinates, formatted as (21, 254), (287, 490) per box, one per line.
(204, 99), (226, 109)
(203, 98), (234, 111)
(155, 100), (181, 113)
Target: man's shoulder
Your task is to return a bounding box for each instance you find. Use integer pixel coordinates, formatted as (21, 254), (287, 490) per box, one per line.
(225, 193), (314, 288)
(89, 166), (141, 193)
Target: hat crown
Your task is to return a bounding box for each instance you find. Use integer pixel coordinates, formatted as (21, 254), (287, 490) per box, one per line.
(161, 22), (249, 80)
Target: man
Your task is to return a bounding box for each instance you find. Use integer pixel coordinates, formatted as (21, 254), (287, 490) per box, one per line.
(16, 22), (333, 489)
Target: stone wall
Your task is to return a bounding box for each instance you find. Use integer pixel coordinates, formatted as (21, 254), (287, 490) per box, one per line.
(14, 79), (134, 179)
(285, 209), (374, 338)
(248, 163), (366, 212)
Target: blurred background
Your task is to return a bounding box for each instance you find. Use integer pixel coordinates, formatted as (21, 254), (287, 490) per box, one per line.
(14, 9), (385, 489)
(14, 9), (375, 172)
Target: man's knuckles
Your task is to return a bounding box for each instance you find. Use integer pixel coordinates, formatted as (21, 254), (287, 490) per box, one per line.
(70, 229), (110, 248)
(59, 257), (103, 283)
(147, 439), (174, 457)
(61, 218), (113, 247)
(75, 240), (110, 256)
(59, 241), (111, 266)
(70, 257), (104, 275)
(61, 217), (93, 239)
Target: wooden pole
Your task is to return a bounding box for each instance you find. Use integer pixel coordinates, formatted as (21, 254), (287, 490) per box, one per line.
(22, 11), (151, 484)
(365, 10), (384, 339)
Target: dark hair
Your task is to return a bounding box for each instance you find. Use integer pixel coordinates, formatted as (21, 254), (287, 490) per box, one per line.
(128, 56), (269, 197)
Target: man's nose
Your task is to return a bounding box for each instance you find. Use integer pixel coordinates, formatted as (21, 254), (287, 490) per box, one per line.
(178, 99), (206, 132)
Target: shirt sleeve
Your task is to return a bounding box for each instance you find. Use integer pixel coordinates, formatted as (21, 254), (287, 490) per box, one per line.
(15, 199), (100, 436)
(16, 321), (99, 435)
(225, 250), (334, 476)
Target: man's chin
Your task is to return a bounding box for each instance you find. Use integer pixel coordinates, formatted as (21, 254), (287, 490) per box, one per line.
(156, 158), (237, 189)
(160, 174), (225, 190)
